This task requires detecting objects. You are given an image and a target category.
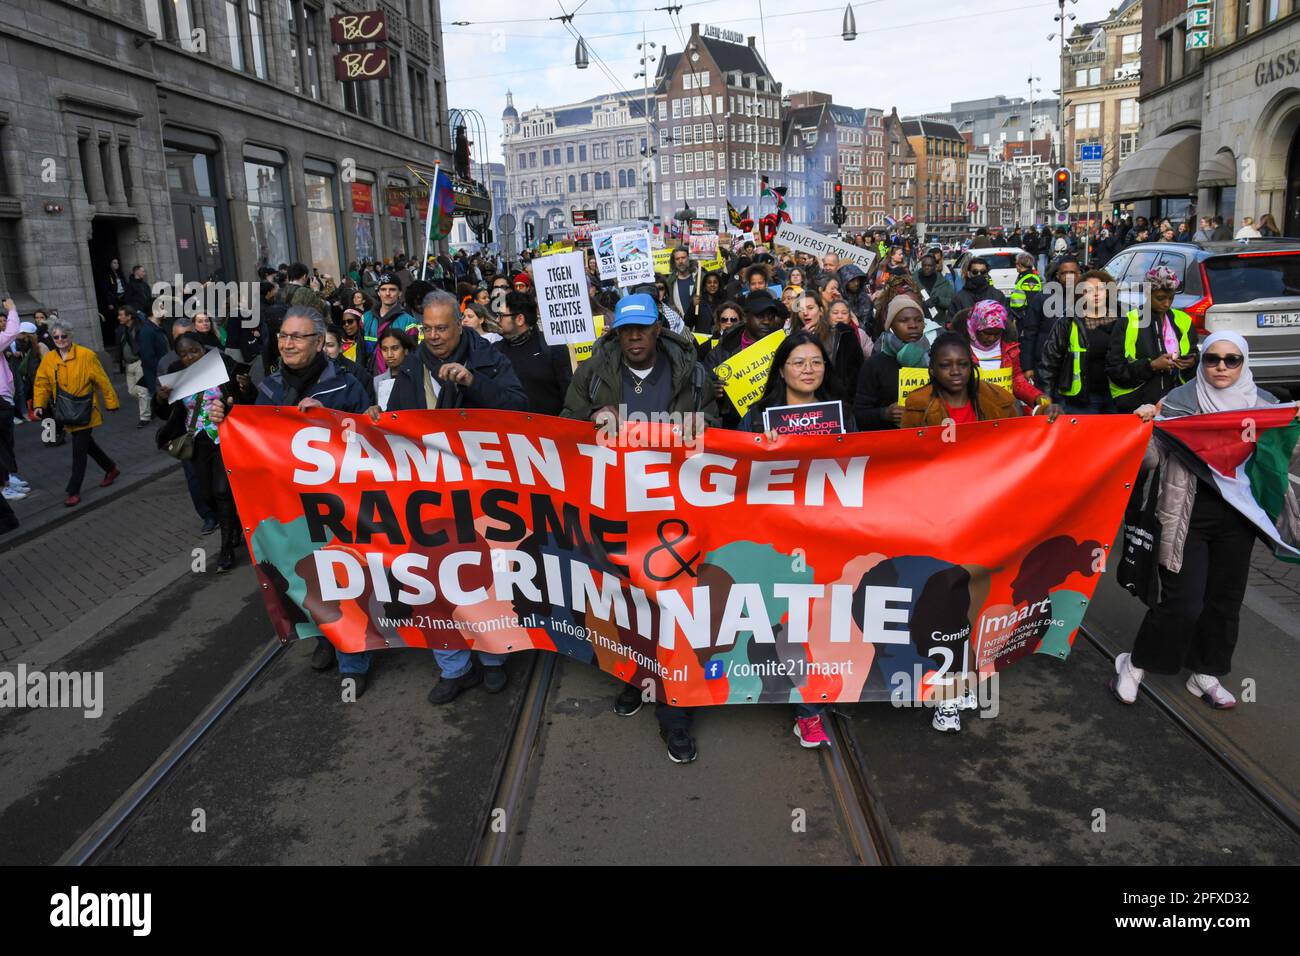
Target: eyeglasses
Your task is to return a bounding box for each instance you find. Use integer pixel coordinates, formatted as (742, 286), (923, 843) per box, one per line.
(1203, 353), (1244, 369)
(786, 358), (825, 371)
(496, 312), (514, 320)
(717, 314), (741, 325)
(51, 333), (71, 341)
(276, 331), (321, 343)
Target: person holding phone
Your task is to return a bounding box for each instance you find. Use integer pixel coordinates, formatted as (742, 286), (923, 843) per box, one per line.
(1106, 266), (1198, 414)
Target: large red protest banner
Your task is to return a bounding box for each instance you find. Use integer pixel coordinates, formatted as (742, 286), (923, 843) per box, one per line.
(221, 409), (1150, 706)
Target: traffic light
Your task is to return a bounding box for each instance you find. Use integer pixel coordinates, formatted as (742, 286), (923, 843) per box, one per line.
(524, 221), (535, 245)
(832, 180), (846, 226)
(1052, 167), (1072, 212)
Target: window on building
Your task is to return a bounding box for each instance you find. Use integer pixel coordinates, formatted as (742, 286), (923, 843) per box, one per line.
(1121, 33), (1140, 55)
(579, 145), (587, 162)
(1119, 98), (1139, 126)
(568, 174), (576, 191)
(581, 173), (589, 190)
(304, 162), (342, 279)
(1074, 102), (1101, 129)
(409, 67), (428, 140)
(244, 148), (292, 269)
(659, 101), (668, 121)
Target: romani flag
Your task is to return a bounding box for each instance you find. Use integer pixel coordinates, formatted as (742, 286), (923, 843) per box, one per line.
(1154, 406), (1300, 562)
(425, 166), (456, 242)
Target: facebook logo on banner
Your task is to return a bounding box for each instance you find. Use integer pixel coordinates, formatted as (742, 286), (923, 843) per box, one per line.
(704, 660), (726, 680)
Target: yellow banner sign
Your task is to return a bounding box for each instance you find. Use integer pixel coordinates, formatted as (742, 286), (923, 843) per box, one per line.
(899, 365), (1012, 404)
(568, 313), (607, 366)
(701, 252), (726, 273)
(715, 330), (787, 416)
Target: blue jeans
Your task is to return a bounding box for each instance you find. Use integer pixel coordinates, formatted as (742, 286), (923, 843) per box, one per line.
(317, 636), (371, 674)
(434, 648), (505, 679)
(1063, 392), (1117, 415)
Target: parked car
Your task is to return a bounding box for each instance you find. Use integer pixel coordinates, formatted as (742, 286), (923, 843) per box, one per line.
(954, 247), (1028, 296)
(1102, 239), (1300, 391)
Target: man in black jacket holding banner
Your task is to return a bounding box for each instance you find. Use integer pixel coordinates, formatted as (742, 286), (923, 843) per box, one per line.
(383, 290), (529, 705)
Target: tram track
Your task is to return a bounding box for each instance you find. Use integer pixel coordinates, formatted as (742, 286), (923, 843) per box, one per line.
(58, 637), (288, 866)
(1080, 624), (1300, 839)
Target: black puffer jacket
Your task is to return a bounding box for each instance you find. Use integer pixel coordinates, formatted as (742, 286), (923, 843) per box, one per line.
(386, 327), (528, 411)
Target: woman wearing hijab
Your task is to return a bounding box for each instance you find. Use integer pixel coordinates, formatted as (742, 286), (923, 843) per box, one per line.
(853, 293), (930, 430)
(1115, 334), (1300, 709)
(960, 300), (1046, 410)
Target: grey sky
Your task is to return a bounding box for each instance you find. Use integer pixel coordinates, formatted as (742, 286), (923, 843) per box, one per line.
(443, 0), (1121, 164)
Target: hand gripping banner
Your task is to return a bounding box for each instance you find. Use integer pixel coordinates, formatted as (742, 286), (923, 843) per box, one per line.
(222, 408), (1150, 707)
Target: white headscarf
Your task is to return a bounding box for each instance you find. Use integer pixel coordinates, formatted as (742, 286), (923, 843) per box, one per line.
(1195, 331), (1258, 413)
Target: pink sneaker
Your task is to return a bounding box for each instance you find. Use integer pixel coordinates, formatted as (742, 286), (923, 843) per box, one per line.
(794, 715), (831, 748)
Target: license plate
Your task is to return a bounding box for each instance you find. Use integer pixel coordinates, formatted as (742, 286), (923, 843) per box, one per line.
(1257, 312), (1300, 328)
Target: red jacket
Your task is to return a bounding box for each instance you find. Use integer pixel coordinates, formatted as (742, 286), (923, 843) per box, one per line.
(969, 340), (1043, 409)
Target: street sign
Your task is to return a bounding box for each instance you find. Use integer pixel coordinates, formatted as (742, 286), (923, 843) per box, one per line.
(1187, 29), (1212, 50)
(1055, 211), (1069, 225)
(1080, 160), (1103, 182)
(499, 213), (516, 233)
(1079, 143), (1104, 162)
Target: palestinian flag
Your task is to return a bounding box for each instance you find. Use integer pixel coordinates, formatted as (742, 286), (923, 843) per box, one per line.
(758, 176), (788, 210)
(1154, 406), (1300, 562)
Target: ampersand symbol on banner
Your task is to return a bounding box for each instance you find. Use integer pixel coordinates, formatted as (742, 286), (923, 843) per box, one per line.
(643, 519), (700, 582)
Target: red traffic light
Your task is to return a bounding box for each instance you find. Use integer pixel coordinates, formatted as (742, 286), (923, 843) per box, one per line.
(1055, 170), (1069, 182)
(834, 180), (843, 195)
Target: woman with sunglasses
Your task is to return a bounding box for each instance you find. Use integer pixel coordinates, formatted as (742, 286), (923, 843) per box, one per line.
(1117, 335), (1300, 709)
(711, 300), (744, 339)
(32, 320), (120, 506)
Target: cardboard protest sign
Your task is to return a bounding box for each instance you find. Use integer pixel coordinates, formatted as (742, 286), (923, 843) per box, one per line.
(591, 226), (626, 281)
(714, 330), (787, 416)
(763, 400), (846, 436)
(898, 366), (1012, 404)
(613, 230), (654, 287)
(775, 223), (877, 273)
(534, 251), (596, 345)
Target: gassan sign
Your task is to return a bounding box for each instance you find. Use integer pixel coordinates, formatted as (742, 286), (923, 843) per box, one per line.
(1255, 47), (1300, 87)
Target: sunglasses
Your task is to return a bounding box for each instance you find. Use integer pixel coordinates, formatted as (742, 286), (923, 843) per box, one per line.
(1203, 353), (1244, 369)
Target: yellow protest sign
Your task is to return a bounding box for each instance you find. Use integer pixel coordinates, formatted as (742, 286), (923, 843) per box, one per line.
(700, 252), (726, 272)
(568, 313), (607, 367)
(693, 332), (713, 345)
(898, 365), (1012, 403)
(715, 330), (787, 416)
(653, 247), (674, 275)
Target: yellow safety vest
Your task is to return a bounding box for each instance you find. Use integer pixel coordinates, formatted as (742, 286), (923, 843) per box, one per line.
(1009, 271), (1041, 310)
(1061, 320), (1085, 397)
(1109, 308), (1193, 399)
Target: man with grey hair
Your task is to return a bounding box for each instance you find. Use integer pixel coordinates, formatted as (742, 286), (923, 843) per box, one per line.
(383, 288), (528, 705)
(208, 303), (373, 688)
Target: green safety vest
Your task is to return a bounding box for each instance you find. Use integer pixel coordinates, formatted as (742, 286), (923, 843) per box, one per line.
(1109, 308), (1193, 399)
(1061, 320), (1085, 397)
(1009, 271), (1041, 310)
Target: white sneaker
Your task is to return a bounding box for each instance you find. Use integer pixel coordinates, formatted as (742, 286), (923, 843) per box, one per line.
(953, 687), (980, 711)
(932, 702), (962, 733)
(2, 486), (28, 501)
(1111, 652), (1144, 704)
(1187, 673), (1236, 709)
(8, 475), (28, 490)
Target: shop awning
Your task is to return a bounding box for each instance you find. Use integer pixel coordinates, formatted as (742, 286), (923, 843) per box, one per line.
(1197, 149), (1237, 188)
(1109, 128), (1201, 201)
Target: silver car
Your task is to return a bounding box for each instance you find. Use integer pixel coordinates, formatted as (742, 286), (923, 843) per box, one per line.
(1102, 239), (1300, 392)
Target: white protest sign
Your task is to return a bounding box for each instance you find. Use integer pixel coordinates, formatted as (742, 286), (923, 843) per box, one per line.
(775, 223), (877, 273)
(613, 230), (654, 288)
(156, 346), (229, 403)
(591, 226), (626, 281)
(534, 251), (596, 345)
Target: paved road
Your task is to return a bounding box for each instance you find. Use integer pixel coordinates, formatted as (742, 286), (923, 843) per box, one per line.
(2, 443), (1297, 864)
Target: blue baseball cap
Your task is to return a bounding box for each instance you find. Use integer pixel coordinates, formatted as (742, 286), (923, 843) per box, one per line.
(611, 293), (658, 329)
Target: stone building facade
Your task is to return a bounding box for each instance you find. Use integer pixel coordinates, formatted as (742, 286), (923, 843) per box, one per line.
(0, 0), (450, 346)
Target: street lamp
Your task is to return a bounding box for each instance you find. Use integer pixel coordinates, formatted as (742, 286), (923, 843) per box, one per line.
(842, 4), (857, 41)
(575, 38), (589, 70)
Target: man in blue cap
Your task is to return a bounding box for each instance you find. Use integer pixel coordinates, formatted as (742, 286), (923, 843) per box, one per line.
(561, 292), (720, 764)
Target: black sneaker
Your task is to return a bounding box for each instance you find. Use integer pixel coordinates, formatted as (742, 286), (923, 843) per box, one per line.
(427, 667), (483, 705)
(614, 683), (643, 717)
(483, 665), (508, 694)
(310, 642), (337, 671)
(136, 418), (151, 429)
(341, 672), (369, 699)
(200, 518), (219, 535)
(659, 726), (697, 764)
